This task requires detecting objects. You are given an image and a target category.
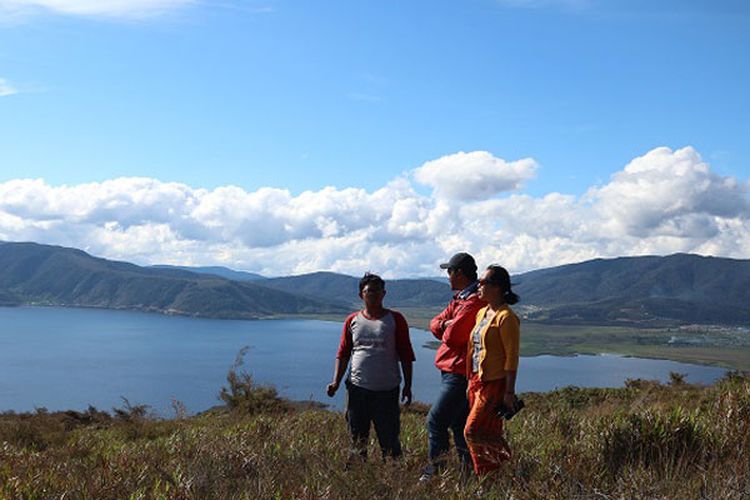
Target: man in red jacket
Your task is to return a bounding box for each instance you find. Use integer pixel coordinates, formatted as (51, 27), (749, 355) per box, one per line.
(420, 252), (485, 480)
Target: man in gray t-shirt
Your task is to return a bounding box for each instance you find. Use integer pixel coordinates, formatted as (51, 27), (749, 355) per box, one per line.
(327, 272), (415, 461)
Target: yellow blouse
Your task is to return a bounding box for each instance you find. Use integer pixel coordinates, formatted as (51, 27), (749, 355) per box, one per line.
(466, 304), (520, 381)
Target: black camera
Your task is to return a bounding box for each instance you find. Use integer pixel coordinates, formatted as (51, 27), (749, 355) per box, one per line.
(495, 396), (525, 420)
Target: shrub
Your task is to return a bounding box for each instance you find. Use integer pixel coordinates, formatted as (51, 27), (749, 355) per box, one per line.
(113, 397), (152, 423)
(600, 407), (713, 475)
(218, 346), (288, 414)
(0, 406), (111, 451)
(668, 371), (686, 385)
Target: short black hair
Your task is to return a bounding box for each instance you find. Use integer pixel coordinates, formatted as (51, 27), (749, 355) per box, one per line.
(359, 272), (385, 294)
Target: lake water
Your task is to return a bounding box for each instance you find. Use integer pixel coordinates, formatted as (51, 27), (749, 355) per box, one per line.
(0, 306), (728, 416)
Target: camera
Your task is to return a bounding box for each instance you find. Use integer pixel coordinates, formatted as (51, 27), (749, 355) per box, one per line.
(495, 396), (525, 420)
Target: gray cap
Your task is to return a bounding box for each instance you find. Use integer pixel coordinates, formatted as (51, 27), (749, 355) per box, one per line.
(439, 252), (477, 274)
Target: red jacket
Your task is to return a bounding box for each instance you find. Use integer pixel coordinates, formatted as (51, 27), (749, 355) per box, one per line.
(430, 288), (486, 375)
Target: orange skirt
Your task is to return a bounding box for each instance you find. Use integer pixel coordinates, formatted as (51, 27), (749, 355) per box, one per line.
(463, 374), (511, 475)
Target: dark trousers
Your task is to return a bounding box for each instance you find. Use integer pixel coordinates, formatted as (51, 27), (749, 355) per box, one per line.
(345, 381), (402, 459)
(426, 371), (471, 469)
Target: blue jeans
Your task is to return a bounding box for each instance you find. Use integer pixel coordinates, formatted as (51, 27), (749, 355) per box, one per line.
(427, 371), (471, 469)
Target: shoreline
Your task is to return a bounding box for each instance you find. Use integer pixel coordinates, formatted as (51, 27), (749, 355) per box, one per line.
(4, 303), (748, 372)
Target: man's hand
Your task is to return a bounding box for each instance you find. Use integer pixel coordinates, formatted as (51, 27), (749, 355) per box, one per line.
(326, 381), (339, 397)
(442, 319), (454, 331)
(401, 386), (412, 406)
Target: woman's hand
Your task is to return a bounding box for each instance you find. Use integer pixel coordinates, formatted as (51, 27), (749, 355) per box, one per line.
(502, 391), (515, 411)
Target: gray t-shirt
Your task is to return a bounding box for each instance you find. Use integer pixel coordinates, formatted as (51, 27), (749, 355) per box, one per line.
(348, 311), (402, 391)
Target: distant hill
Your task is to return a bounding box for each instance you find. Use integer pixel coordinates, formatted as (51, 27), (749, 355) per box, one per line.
(0, 287), (21, 306)
(0, 242), (346, 319)
(151, 265), (266, 282)
(514, 254), (750, 325)
(259, 272), (452, 308)
(2, 241), (748, 325)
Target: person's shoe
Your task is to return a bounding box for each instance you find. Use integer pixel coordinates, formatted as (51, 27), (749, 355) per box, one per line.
(418, 464), (437, 482)
(344, 451), (367, 471)
(458, 465), (474, 485)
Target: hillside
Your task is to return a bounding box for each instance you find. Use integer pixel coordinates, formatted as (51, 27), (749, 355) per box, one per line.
(0, 287), (21, 306)
(0, 242), (346, 318)
(514, 253), (750, 325)
(259, 272), (451, 308)
(150, 265), (266, 282)
(2, 241), (748, 325)
(1, 372), (747, 498)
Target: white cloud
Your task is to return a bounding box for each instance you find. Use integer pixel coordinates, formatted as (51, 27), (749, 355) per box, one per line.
(0, 78), (18, 97)
(0, 147), (747, 277)
(588, 146), (749, 238)
(0, 0), (193, 18)
(414, 151), (538, 201)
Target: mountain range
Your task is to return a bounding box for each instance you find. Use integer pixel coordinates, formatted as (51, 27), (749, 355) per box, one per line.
(150, 264), (266, 282)
(0, 242), (345, 318)
(1, 241), (748, 325)
(514, 253), (750, 325)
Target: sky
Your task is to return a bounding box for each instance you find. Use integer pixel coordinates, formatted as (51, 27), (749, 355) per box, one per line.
(1, 0), (748, 278)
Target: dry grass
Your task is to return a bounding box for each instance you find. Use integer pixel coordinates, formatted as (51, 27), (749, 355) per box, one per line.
(0, 372), (748, 499)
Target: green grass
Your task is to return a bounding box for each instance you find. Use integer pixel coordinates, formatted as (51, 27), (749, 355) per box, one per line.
(390, 307), (750, 371)
(517, 322), (750, 371)
(1, 372), (748, 498)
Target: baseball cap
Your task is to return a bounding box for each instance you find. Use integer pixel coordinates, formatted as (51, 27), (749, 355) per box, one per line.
(439, 252), (477, 274)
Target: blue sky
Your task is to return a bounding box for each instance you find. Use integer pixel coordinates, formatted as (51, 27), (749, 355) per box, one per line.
(1, 1), (749, 276)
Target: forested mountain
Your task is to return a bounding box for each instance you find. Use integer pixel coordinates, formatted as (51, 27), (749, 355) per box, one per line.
(514, 253), (750, 325)
(1, 241), (748, 325)
(0, 242), (346, 318)
(260, 272), (451, 308)
(150, 265), (266, 282)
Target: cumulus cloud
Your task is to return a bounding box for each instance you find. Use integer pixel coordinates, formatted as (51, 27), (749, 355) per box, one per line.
(414, 151), (538, 201)
(0, 78), (18, 97)
(0, 147), (747, 277)
(588, 146), (750, 238)
(0, 0), (193, 18)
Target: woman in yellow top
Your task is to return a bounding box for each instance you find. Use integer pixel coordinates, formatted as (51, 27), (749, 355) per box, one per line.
(463, 264), (520, 475)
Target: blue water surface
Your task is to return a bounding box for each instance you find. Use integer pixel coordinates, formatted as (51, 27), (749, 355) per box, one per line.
(0, 306), (727, 415)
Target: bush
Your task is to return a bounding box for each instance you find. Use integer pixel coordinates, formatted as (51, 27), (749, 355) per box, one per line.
(600, 407), (713, 474)
(669, 372), (686, 385)
(218, 346), (288, 414)
(0, 406), (111, 451)
(113, 397), (152, 423)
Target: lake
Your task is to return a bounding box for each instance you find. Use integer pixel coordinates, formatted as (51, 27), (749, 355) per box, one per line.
(0, 306), (728, 416)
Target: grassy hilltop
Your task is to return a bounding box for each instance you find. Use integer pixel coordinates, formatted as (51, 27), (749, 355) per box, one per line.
(1, 372), (748, 499)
